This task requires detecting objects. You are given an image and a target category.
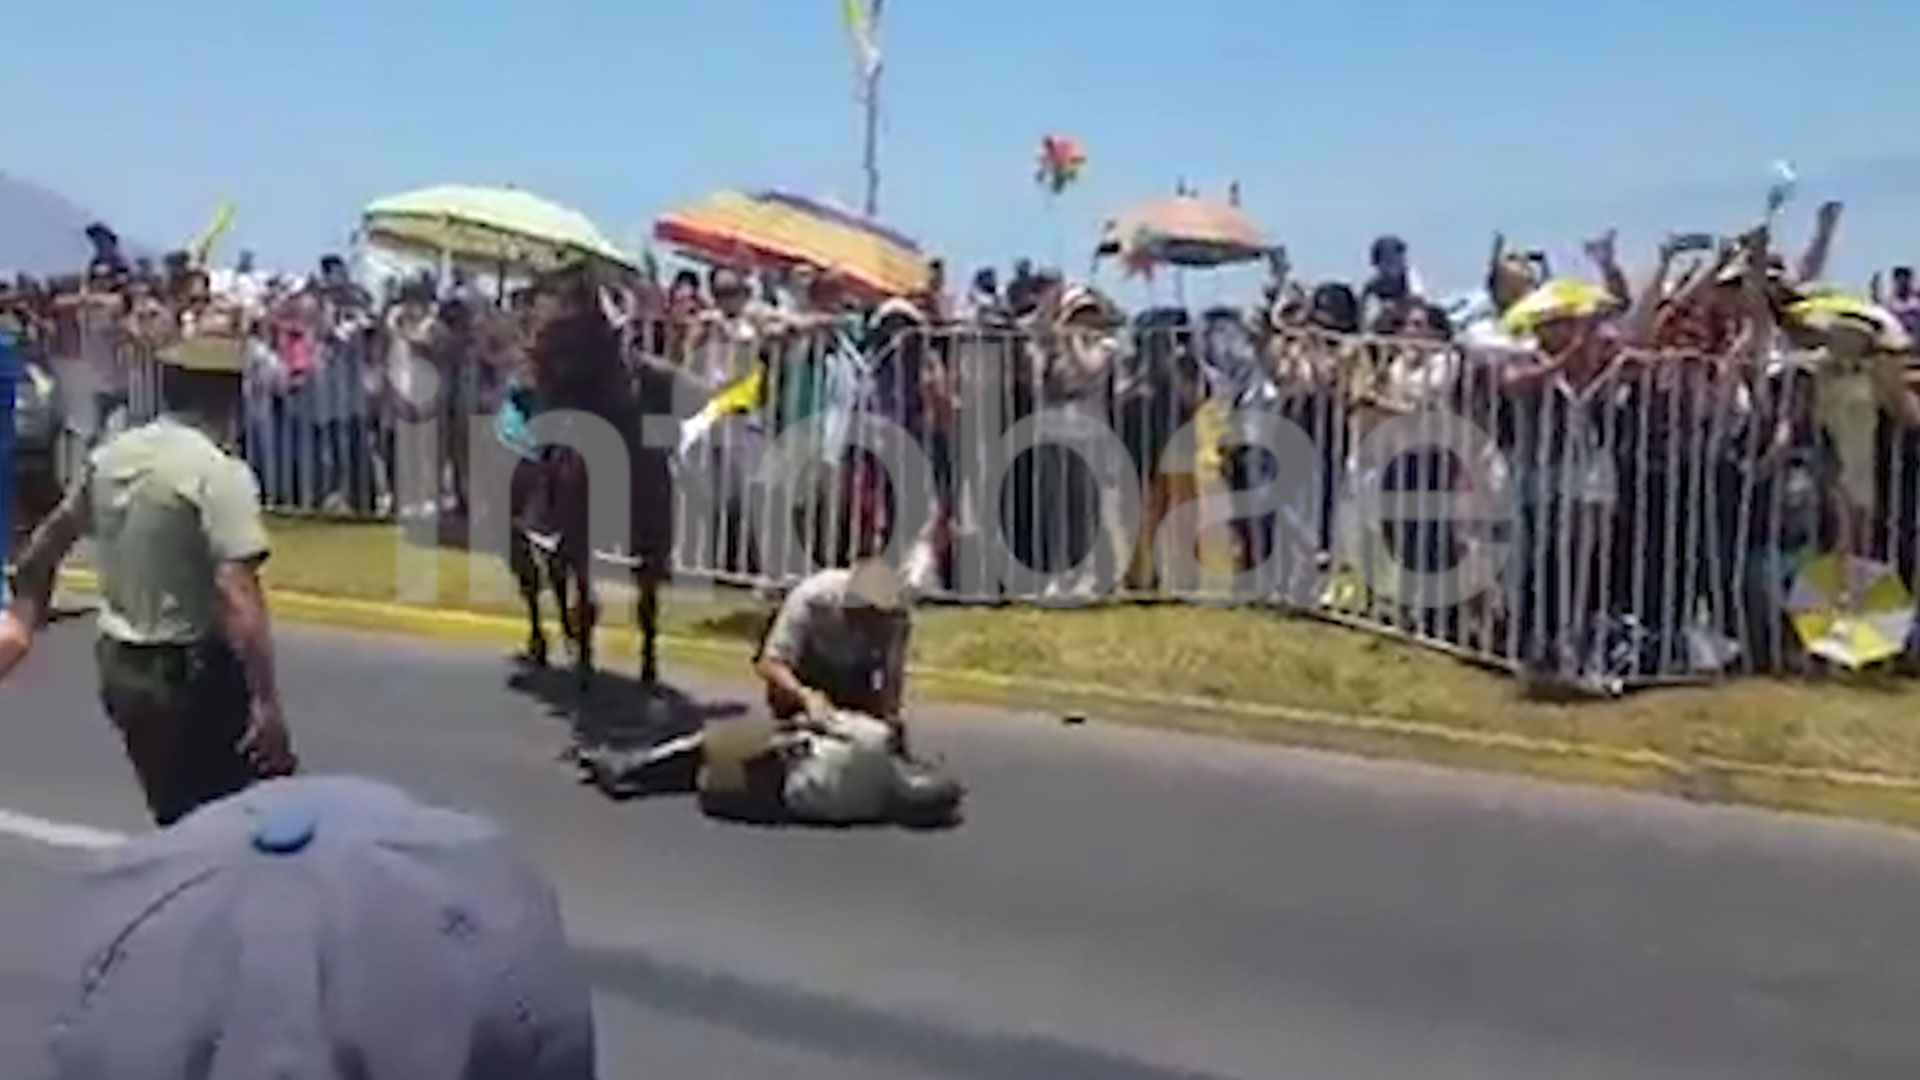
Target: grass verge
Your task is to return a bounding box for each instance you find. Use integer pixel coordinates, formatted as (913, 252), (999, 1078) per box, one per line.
(70, 516), (1920, 827)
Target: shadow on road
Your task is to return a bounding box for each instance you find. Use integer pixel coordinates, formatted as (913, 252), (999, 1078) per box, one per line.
(571, 942), (1229, 1080)
(507, 663), (748, 801)
(507, 663), (749, 745)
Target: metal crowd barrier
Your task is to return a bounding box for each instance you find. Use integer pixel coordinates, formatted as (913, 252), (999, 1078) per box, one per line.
(1, 330), (15, 603)
(106, 318), (1920, 688)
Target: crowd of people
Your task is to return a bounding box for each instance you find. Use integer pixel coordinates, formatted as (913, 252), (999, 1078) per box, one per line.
(10, 201), (1920, 689)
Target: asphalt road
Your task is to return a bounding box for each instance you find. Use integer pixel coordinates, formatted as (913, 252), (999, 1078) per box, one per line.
(5, 620), (1920, 1079)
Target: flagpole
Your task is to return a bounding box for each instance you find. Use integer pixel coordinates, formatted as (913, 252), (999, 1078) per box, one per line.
(861, 0), (883, 217)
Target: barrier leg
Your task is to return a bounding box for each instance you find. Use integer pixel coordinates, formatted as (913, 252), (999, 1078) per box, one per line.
(1, 331), (16, 606)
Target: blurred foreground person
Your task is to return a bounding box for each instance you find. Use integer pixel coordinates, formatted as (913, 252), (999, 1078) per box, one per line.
(43, 774), (596, 1079)
(0, 341), (297, 826)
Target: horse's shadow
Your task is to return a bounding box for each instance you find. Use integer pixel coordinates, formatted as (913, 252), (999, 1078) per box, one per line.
(506, 662), (749, 799)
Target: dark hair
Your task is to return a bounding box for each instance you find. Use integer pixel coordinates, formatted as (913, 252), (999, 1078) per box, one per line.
(1308, 283), (1361, 334)
(159, 365), (239, 419)
(1134, 305), (1192, 332)
(1895, 266), (1915, 280)
(1370, 235), (1406, 266)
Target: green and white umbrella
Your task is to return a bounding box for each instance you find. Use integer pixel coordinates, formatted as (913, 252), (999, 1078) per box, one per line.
(362, 184), (636, 272)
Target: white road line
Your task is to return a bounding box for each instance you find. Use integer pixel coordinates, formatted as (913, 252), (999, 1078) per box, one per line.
(0, 808), (127, 851)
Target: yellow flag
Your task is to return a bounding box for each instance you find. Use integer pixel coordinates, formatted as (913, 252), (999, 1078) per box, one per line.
(707, 363), (767, 418)
(678, 364), (769, 458)
(842, 0), (880, 83)
(189, 201), (237, 267)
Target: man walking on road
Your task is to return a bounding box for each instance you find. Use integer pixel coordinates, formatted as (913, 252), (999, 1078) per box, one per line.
(0, 339), (297, 826)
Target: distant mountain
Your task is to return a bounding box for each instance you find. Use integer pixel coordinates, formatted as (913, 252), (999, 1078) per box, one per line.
(0, 171), (154, 277)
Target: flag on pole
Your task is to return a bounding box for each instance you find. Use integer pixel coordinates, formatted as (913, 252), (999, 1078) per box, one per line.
(842, 0), (881, 88)
(189, 201), (237, 267)
(677, 364), (768, 459)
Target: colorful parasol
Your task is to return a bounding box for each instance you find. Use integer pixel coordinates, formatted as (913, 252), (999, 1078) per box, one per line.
(1094, 196), (1268, 270)
(363, 185), (635, 271)
(653, 190), (931, 299)
(1786, 552), (1916, 669)
(1500, 278), (1616, 336)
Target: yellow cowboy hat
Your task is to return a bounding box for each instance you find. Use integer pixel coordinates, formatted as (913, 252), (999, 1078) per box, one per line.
(1783, 290), (1913, 355)
(1500, 278), (1614, 336)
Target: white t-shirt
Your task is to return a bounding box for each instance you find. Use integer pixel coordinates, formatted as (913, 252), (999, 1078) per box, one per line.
(694, 306), (773, 391)
(212, 269), (270, 318)
(1447, 291), (1532, 363)
(384, 307), (440, 415)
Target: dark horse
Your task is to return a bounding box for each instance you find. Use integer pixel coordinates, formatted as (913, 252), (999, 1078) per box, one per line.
(508, 269), (675, 697)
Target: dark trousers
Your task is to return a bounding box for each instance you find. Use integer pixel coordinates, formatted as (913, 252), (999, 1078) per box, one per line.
(95, 636), (261, 827)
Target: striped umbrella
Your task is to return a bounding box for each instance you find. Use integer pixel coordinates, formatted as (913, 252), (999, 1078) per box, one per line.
(653, 190), (931, 299)
(1095, 196), (1269, 269)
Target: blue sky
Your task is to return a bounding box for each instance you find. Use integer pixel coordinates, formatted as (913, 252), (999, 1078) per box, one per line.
(5, 0), (1918, 302)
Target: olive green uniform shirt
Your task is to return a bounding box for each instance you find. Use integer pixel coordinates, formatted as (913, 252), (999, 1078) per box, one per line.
(81, 415), (270, 644)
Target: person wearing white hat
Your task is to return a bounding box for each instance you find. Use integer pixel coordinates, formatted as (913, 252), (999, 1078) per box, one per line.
(756, 556), (911, 739)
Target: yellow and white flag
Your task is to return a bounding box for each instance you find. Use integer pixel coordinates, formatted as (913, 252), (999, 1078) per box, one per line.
(678, 364), (768, 459)
(842, 0), (881, 86)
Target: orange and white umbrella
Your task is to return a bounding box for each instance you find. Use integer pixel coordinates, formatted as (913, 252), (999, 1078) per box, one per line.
(654, 190), (930, 299)
(1095, 196), (1269, 269)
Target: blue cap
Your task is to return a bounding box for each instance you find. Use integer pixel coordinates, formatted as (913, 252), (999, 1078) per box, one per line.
(44, 775), (596, 1078)
(250, 802), (318, 854)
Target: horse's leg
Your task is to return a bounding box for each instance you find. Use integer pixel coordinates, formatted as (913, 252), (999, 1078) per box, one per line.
(635, 570), (660, 686)
(548, 554), (575, 654)
(570, 554), (599, 696)
(509, 534), (548, 667)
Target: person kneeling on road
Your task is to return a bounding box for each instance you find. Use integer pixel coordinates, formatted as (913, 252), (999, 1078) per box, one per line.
(748, 558), (931, 823)
(758, 558), (911, 745)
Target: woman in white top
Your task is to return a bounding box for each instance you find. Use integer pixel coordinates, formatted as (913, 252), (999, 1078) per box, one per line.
(381, 284), (443, 518)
